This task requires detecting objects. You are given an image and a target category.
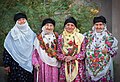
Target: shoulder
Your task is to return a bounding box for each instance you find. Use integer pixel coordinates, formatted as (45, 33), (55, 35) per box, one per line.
(105, 30), (113, 37)
(34, 34), (41, 44)
(84, 31), (93, 36)
(57, 34), (63, 41)
(37, 34), (42, 40)
(83, 31), (93, 39)
(54, 32), (59, 38)
(77, 33), (85, 42)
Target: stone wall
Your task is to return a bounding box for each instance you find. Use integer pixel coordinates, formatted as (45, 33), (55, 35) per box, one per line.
(92, 0), (120, 82)
(91, 0), (112, 32)
(112, 0), (120, 82)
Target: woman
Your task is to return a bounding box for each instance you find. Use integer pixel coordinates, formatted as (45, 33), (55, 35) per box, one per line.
(3, 13), (36, 82)
(84, 16), (118, 82)
(57, 16), (86, 82)
(32, 18), (60, 82)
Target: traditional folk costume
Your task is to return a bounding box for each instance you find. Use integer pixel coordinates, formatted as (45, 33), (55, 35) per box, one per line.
(32, 18), (60, 82)
(57, 17), (87, 82)
(3, 13), (35, 82)
(84, 16), (118, 82)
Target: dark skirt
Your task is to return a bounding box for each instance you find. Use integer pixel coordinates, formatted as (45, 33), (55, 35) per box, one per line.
(3, 49), (33, 82)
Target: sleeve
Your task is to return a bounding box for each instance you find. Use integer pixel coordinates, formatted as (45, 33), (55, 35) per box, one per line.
(57, 35), (66, 61)
(107, 37), (118, 57)
(74, 38), (86, 60)
(32, 49), (39, 66)
(3, 48), (12, 67)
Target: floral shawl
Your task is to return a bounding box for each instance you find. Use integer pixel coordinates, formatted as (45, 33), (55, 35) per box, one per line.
(33, 26), (60, 67)
(84, 26), (118, 81)
(62, 28), (84, 82)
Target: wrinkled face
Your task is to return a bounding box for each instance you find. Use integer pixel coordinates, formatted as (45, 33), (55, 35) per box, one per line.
(45, 23), (54, 33)
(17, 18), (26, 25)
(65, 23), (75, 33)
(94, 22), (104, 33)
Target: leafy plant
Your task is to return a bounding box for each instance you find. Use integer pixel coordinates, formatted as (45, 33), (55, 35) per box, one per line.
(0, 0), (99, 65)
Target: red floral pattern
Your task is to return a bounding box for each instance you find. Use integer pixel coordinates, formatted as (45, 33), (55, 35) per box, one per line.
(37, 32), (58, 58)
(57, 34), (87, 82)
(84, 30), (117, 81)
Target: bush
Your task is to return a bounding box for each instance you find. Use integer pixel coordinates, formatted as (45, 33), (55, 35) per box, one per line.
(0, 0), (99, 66)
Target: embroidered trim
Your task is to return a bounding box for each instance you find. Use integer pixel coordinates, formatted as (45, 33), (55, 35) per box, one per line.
(37, 32), (58, 58)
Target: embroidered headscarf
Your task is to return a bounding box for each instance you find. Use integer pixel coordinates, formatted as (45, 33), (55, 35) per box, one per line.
(4, 13), (36, 72)
(93, 15), (106, 24)
(41, 18), (56, 48)
(14, 13), (27, 22)
(64, 16), (77, 28)
(41, 18), (55, 27)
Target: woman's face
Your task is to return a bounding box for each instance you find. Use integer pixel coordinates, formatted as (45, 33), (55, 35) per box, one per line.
(94, 22), (104, 33)
(17, 18), (26, 25)
(65, 23), (75, 33)
(45, 23), (54, 33)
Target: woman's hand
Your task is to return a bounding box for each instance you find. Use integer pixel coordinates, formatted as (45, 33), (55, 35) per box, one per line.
(35, 64), (40, 71)
(4, 66), (10, 73)
(65, 56), (76, 62)
(102, 48), (108, 54)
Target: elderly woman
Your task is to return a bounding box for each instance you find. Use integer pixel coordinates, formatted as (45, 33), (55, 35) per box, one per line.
(3, 13), (36, 82)
(32, 18), (60, 82)
(57, 16), (86, 82)
(84, 16), (118, 82)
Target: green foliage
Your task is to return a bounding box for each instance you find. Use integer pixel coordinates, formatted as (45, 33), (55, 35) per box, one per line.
(0, 0), (98, 65)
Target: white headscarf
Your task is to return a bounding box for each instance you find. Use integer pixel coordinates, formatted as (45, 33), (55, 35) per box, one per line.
(92, 24), (118, 51)
(4, 21), (36, 72)
(34, 26), (61, 67)
(41, 26), (56, 47)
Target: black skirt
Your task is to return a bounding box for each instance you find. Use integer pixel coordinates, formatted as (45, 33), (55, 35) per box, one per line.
(3, 48), (33, 82)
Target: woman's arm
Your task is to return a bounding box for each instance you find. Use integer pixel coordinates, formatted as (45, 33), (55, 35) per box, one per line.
(74, 38), (86, 60)
(57, 35), (66, 61)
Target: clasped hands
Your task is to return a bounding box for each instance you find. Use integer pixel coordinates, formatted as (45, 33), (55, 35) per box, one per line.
(64, 56), (76, 62)
(102, 48), (108, 54)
